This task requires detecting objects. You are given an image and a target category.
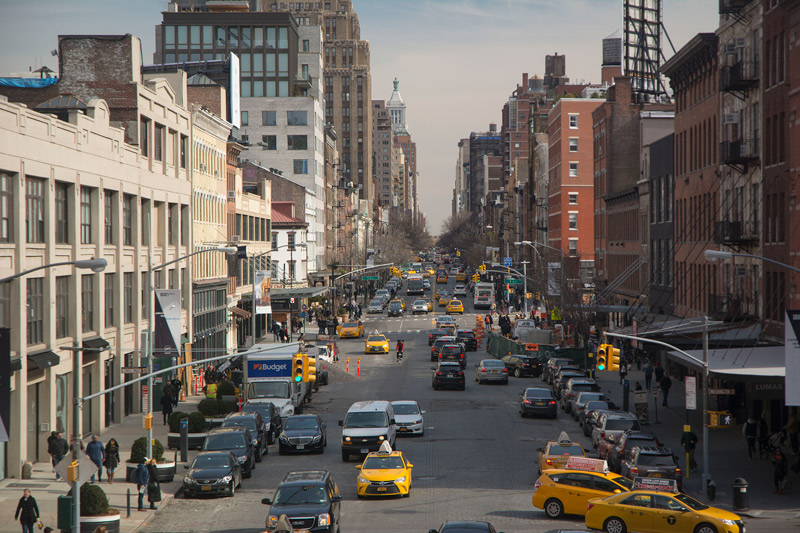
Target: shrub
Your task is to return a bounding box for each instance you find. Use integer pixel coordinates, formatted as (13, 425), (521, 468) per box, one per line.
(168, 411), (189, 433)
(198, 398), (236, 418)
(67, 483), (110, 516)
(217, 380), (236, 397)
(130, 436), (164, 464)
(188, 412), (207, 433)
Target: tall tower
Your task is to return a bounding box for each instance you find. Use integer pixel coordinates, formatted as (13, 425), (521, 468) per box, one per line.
(601, 29), (623, 84)
(386, 78), (408, 135)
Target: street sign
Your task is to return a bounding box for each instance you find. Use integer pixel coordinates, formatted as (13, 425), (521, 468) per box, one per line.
(685, 376), (697, 410)
(362, 275), (379, 281)
(710, 388), (735, 395)
(122, 366), (147, 374)
(503, 257), (512, 267)
(504, 278), (522, 285)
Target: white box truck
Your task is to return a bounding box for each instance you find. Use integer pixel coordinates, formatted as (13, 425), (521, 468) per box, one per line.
(242, 343), (312, 418)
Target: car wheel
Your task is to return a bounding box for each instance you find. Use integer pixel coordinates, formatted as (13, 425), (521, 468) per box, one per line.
(244, 465), (252, 479)
(694, 524), (717, 533)
(544, 498), (564, 519)
(228, 481), (235, 497)
(341, 451), (349, 462)
(514, 368), (522, 378)
(603, 517), (627, 533)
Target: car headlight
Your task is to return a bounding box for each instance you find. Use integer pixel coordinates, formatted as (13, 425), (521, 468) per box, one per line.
(378, 435), (385, 441)
(237, 455), (247, 463)
(395, 476), (407, 483)
(279, 434), (289, 442)
(311, 435), (322, 442)
(252, 438), (259, 446)
(358, 476), (369, 483)
(183, 476), (194, 484)
(318, 513), (331, 526)
(721, 519), (737, 526)
(221, 475), (232, 483)
(416, 418), (424, 424)
(268, 515), (278, 527)
(344, 436), (351, 442)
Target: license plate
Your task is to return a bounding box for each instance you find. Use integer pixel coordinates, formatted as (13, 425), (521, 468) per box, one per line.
(377, 487), (387, 492)
(361, 448), (369, 453)
(297, 445), (305, 450)
(399, 428), (409, 432)
(201, 486), (211, 491)
(491, 370), (498, 374)
(651, 473), (662, 477)
(536, 402), (545, 406)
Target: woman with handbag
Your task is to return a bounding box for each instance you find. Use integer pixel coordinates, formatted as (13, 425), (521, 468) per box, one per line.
(104, 438), (120, 483)
(146, 458), (161, 510)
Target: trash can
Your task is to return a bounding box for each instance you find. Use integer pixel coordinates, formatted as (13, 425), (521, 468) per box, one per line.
(732, 477), (749, 511)
(57, 494), (72, 530)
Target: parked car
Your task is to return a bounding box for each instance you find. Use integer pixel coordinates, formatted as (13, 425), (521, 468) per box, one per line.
(552, 369), (586, 400)
(182, 451), (242, 498)
(519, 387), (557, 418)
(606, 430), (662, 473)
(500, 354), (543, 378)
(474, 359), (508, 385)
(571, 392), (608, 421)
(221, 411), (269, 462)
(542, 357), (574, 384)
(582, 407), (619, 438)
(559, 378), (600, 413)
(241, 402), (282, 444)
(591, 412), (642, 448)
(278, 414), (327, 454)
(202, 426), (255, 478)
(619, 446), (682, 489)
(261, 470), (342, 532)
(432, 361), (465, 390)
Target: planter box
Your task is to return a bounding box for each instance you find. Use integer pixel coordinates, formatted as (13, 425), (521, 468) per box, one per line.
(125, 461), (176, 483)
(167, 432), (207, 450)
(220, 394), (237, 404)
(79, 512), (120, 533)
(205, 417), (226, 429)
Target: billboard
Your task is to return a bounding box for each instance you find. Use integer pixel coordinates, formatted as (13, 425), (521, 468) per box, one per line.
(230, 52), (241, 128)
(786, 310), (800, 406)
(154, 289), (181, 357)
(255, 270), (272, 315)
(246, 359), (292, 378)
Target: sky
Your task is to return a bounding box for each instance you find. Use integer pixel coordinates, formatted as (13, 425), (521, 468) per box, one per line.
(0, 0), (720, 234)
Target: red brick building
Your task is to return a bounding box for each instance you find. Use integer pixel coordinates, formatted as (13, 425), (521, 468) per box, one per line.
(787, 0), (800, 313)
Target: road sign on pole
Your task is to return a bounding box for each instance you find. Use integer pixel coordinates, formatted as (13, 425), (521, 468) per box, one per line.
(503, 257), (513, 267)
(685, 376), (697, 410)
(362, 275), (379, 281)
(504, 278), (522, 285)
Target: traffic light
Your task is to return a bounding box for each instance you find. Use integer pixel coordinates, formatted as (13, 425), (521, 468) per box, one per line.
(292, 354), (305, 382)
(608, 347), (621, 371)
(144, 413), (153, 430)
(304, 356), (317, 382)
(472, 273), (480, 283)
(456, 250), (460, 257)
(67, 461), (78, 482)
(596, 344), (609, 371)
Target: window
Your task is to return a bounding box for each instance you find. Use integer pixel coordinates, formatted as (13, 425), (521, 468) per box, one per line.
(123, 194), (133, 245)
(27, 278), (44, 345)
(140, 117), (150, 157)
(288, 260), (296, 280)
(0, 283), (8, 329)
(569, 138), (578, 152)
(620, 494), (653, 508)
(287, 110), (308, 125)
(287, 232), (296, 250)
(261, 135), (277, 150)
(263, 110), (277, 126)
(272, 231), (279, 249)
(302, 39), (310, 52)
(569, 162), (578, 177)
(594, 477), (623, 493)
(293, 159), (309, 174)
(568, 239), (578, 256)
(56, 276), (69, 339)
(141, 272), (147, 319)
(241, 111), (249, 126)
(181, 267), (189, 310)
(55, 182), (69, 244)
(104, 190), (114, 244)
(154, 124), (165, 162)
(124, 272), (134, 324)
(105, 273), (115, 327)
(26, 177), (45, 243)
(82, 274), (94, 333)
(168, 203), (176, 245)
(287, 135), (308, 150)
(180, 135), (188, 169)
(80, 187), (93, 244)
(141, 199), (150, 246)
(569, 212), (578, 229)
(569, 114), (578, 129)
(568, 193), (578, 205)
(0, 173), (11, 243)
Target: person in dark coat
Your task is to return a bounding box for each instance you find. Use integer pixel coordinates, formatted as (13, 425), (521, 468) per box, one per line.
(772, 449), (788, 494)
(135, 458), (149, 511)
(14, 489), (39, 533)
(146, 458), (161, 510)
(86, 435), (105, 482)
(161, 391), (174, 425)
(743, 416), (758, 460)
(643, 361), (654, 390)
(659, 374), (672, 407)
(46, 431), (58, 472)
(104, 438), (120, 484)
(49, 432), (69, 480)
(170, 378), (182, 407)
(654, 361), (665, 384)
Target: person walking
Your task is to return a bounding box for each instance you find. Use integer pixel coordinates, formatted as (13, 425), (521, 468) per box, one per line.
(86, 435), (105, 483)
(273, 320), (281, 341)
(772, 449), (788, 494)
(171, 378), (182, 407)
(14, 489), (39, 533)
(161, 390), (173, 425)
(46, 431), (58, 473)
(50, 432), (68, 480)
(681, 427), (699, 472)
(135, 458), (149, 511)
(643, 360), (653, 390)
(784, 409), (799, 456)
(654, 361), (664, 385)
(104, 438), (120, 483)
(743, 416), (758, 460)
(619, 360), (628, 384)
(758, 416), (771, 459)
(659, 374), (672, 407)
(146, 458), (162, 510)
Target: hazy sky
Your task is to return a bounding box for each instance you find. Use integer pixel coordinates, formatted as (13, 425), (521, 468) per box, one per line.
(0, 0), (719, 234)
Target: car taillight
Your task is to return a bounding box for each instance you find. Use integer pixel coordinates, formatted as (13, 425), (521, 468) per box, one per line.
(481, 368), (488, 373)
(436, 372), (444, 376)
(534, 479), (542, 491)
(549, 401), (556, 405)
(502, 368), (508, 373)
(630, 467), (638, 475)
(546, 459), (553, 465)
(587, 503), (595, 512)
(525, 400), (532, 404)
(675, 468), (681, 474)
(457, 371), (464, 376)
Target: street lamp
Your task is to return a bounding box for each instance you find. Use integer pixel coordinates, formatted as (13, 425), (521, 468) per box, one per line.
(251, 243), (307, 345)
(705, 249), (800, 274)
(0, 257), (108, 283)
(515, 241), (564, 335)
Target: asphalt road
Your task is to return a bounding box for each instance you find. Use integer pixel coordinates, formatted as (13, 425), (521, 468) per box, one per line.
(140, 276), (796, 533)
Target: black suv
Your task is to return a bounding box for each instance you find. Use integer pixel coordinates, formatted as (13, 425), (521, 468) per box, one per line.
(202, 426), (255, 478)
(428, 328), (450, 346)
(432, 361), (465, 390)
(241, 401), (283, 444)
(221, 411), (269, 461)
(455, 329), (478, 351)
(438, 344), (466, 368)
(387, 301), (404, 317)
(500, 354), (543, 377)
(620, 446), (682, 489)
(262, 470), (342, 533)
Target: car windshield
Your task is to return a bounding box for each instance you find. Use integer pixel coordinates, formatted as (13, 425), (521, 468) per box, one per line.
(392, 403), (419, 415)
(483, 360), (504, 368)
(191, 455), (230, 469)
(273, 485), (328, 506)
(389, 303), (402, 309)
(203, 434), (246, 451)
(247, 381), (290, 399)
(222, 418), (257, 431)
(526, 389), (552, 398)
(673, 492), (709, 511)
(585, 401), (613, 411)
(627, 437), (656, 448)
(548, 444), (584, 455)
(606, 418), (640, 431)
(441, 346), (461, 355)
(439, 364), (461, 372)
(638, 454), (676, 466)
(342, 322), (359, 328)
(414, 300), (426, 306)
(344, 411), (388, 428)
(611, 476), (634, 490)
(363, 456), (404, 469)
(369, 300), (382, 306)
(572, 383), (598, 392)
(367, 335), (386, 343)
(577, 393), (604, 403)
(458, 332), (475, 339)
(242, 403), (273, 418)
(284, 417), (319, 430)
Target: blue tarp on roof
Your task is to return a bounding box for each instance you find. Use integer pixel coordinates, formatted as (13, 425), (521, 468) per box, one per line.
(0, 78), (58, 88)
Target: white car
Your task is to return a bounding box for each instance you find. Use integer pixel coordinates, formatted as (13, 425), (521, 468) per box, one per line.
(391, 400), (425, 436)
(453, 285), (467, 297)
(411, 299), (429, 314)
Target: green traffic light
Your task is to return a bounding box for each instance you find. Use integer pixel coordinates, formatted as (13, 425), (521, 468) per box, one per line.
(295, 375), (302, 382)
(597, 364), (605, 371)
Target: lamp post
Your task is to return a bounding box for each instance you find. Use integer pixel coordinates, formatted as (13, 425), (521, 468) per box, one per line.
(250, 243), (307, 346)
(145, 245), (237, 461)
(515, 240), (564, 333)
(521, 261), (529, 316)
(0, 258), (107, 283)
(705, 249), (800, 274)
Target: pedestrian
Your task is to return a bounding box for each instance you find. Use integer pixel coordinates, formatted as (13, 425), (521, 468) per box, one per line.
(273, 320), (281, 341)
(171, 378), (182, 407)
(743, 416), (758, 460)
(280, 325), (288, 343)
(160, 390), (173, 425)
(619, 360), (628, 384)
(146, 458), (161, 510)
(772, 449), (788, 494)
(643, 360), (653, 390)
(317, 317), (326, 335)
(758, 416), (770, 459)
(104, 438), (120, 483)
(634, 382), (643, 391)
(49, 432), (68, 480)
(86, 435), (105, 483)
(46, 431), (58, 472)
(134, 458), (149, 511)
(654, 361), (664, 384)
(784, 409), (799, 456)
(681, 427), (699, 472)
(330, 316), (339, 336)
(659, 373), (672, 407)
(205, 381), (217, 400)
(14, 489), (39, 533)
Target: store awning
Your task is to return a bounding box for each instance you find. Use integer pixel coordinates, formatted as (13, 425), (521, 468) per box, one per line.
(271, 286), (330, 299)
(83, 337), (110, 351)
(28, 351), (60, 370)
(230, 306), (252, 319)
(667, 345), (785, 379)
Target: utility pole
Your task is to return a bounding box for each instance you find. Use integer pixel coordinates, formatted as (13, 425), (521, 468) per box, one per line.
(702, 316), (711, 488)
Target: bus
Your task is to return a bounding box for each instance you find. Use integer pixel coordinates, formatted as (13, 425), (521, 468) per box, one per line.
(407, 274), (425, 295)
(473, 282), (496, 309)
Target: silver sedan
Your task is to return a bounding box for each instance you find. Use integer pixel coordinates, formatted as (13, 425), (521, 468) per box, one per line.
(475, 359), (509, 385)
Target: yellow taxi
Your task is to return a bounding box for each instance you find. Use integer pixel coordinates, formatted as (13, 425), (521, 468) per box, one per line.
(585, 478), (744, 533)
(422, 269), (431, 278)
(532, 458), (632, 519)
(437, 274), (448, 283)
(537, 432), (587, 474)
(445, 299), (464, 314)
(420, 297), (433, 312)
(355, 442), (413, 498)
(456, 272), (466, 282)
(390, 298), (406, 311)
(438, 292), (451, 306)
(337, 320), (364, 338)
(364, 334), (390, 354)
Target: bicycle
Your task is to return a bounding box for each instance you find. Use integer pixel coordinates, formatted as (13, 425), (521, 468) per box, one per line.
(396, 350), (403, 363)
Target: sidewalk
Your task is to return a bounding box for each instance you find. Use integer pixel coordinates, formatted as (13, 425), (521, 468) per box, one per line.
(593, 368), (800, 520)
(0, 395), (203, 533)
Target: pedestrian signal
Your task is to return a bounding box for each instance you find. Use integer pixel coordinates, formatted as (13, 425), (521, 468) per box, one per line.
(597, 344), (609, 371)
(144, 413), (153, 430)
(292, 354), (305, 382)
(609, 347), (621, 371)
(304, 356), (317, 382)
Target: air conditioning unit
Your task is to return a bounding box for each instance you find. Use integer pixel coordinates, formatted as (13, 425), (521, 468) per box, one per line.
(227, 190), (236, 201)
(231, 235), (240, 242)
(724, 43), (737, 55)
(723, 113), (740, 124)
